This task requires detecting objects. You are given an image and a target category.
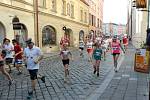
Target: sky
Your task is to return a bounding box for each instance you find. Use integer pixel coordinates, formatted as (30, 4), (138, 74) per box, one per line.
(103, 0), (128, 25)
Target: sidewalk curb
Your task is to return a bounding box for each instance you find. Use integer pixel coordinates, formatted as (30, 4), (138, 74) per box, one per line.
(86, 54), (125, 100)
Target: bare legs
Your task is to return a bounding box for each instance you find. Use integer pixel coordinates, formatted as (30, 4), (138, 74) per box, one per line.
(64, 64), (69, 83)
(0, 65), (13, 85)
(113, 54), (120, 72)
(93, 60), (100, 76)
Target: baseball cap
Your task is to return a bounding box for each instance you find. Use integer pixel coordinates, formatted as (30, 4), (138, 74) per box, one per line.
(25, 38), (33, 44)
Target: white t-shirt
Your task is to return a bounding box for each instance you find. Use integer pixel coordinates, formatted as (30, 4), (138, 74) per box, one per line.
(3, 44), (14, 58)
(86, 42), (93, 49)
(24, 46), (43, 70)
(79, 41), (85, 48)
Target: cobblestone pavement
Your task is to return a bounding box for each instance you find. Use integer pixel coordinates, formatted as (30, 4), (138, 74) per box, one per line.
(99, 46), (149, 100)
(0, 49), (119, 100)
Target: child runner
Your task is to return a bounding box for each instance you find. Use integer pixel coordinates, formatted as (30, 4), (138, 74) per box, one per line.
(79, 40), (85, 57)
(12, 39), (23, 75)
(111, 36), (125, 72)
(60, 44), (72, 83)
(92, 42), (102, 77)
(86, 39), (93, 62)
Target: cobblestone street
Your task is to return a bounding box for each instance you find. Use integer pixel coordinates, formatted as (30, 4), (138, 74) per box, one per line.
(0, 49), (116, 100)
(0, 46), (149, 100)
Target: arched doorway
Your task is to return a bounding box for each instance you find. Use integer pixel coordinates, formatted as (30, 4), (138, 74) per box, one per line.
(12, 16), (28, 48)
(0, 22), (6, 44)
(79, 30), (84, 41)
(89, 30), (94, 39)
(65, 28), (73, 46)
(42, 25), (56, 47)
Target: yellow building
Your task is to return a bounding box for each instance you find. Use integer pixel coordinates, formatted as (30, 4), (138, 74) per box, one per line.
(0, 0), (89, 52)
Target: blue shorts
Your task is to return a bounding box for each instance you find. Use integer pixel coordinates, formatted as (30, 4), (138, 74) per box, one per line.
(15, 59), (22, 64)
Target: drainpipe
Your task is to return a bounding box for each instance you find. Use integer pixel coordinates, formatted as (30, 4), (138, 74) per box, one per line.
(33, 0), (39, 47)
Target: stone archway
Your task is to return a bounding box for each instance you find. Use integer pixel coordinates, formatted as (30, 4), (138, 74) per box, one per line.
(42, 25), (56, 46)
(0, 22), (6, 44)
(79, 30), (84, 41)
(65, 28), (73, 46)
(12, 16), (28, 48)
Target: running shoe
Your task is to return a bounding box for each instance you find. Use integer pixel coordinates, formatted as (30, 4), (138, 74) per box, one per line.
(41, 76), (45, 83)
(8, 80), (15, 86)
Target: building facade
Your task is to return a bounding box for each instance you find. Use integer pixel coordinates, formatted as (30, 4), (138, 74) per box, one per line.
(127, 0), (148, 48)
(103, 23), (126, 36)
(87, 0), (104, 39)
(0, 0), (89, 52)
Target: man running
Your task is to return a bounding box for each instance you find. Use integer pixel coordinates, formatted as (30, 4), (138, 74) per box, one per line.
(12, 39), (23, 75)
(24, 38), (45, 97)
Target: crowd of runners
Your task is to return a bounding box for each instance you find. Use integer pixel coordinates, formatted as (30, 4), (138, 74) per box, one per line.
(0, 33), (128, 99)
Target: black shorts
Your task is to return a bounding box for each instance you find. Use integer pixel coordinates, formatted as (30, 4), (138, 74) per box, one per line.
(79, 47), (84, 50)
(0, 60), (4, 66)
(62, 59), (69, 66)
(28, 69), (38, 80)
(112, 53), (120, 56)
(5, 58), (13, 64)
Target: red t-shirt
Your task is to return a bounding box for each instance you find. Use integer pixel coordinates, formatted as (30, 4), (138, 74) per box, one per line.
(14, 44), (22, 59)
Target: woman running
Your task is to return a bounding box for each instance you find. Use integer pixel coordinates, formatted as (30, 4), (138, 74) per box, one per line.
(79, 40), (85, 57)
(111, 36), (125, 72)
(92, 42), (102, 77)
(86, 39), (93, 62)
(60, 44), (72, 83)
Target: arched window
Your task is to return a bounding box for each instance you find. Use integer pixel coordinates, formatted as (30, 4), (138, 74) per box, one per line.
(51, 0), (56, 12)
(0, 22), (6, 44)
(71, 4), (74, 18)
(42, 25), (56, 46)
(79, 30), (84, 41)
(62, 0), (66, 15)
(67, 3), (70, 16)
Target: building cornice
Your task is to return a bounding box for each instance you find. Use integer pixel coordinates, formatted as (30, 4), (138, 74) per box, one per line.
(80, 0), (89, 6)
(0, 2), (88, 27)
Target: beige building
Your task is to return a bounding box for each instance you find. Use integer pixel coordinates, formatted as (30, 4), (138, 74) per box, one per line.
(0, 0), (89, 52)
(127, 0), (148, 48)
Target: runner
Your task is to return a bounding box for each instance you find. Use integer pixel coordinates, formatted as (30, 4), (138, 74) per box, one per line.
(111, 36), (125, 72)
(79, 40), (85, 57)
(92, 42), (102, 77)
(0, 48), (14, 85)
(101, 38), (109, 61)
(2, 38), (14, 73)
(60, 44), (72, 83)
(123, 34), (128, 52)
(24, 38), (45, 98)
(86, 39), (93, 62)
(12, 39), (23, 75)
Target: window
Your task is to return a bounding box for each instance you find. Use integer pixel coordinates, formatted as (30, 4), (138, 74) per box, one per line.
(38, 0), (46, 7)
(67, 3), (70, 16)
(51, 0), (56, 12)
(80, 10), (83, 21)
(62, 0), (66, 15)
(89, 13), (92, 25)
(71, 4), (74, 18)
(84, 12), (87, 23)
(97, 18), (99, 28)
(42, 25), (56, 46)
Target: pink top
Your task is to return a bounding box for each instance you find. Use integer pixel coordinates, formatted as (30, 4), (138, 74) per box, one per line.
(111, 41), (120, 54)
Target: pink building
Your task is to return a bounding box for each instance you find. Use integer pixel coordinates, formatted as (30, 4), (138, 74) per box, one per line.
(88, 0), (104, 39)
